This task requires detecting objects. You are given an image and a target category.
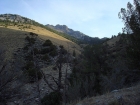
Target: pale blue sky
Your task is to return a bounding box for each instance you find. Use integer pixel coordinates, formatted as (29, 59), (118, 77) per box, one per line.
(0, 0), (133, 38)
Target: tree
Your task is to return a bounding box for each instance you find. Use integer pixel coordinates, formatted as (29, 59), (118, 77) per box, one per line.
(119, 0), (140, 72)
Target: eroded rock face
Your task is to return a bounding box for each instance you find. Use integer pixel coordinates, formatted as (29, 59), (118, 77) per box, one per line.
(0, 14), (33, 23)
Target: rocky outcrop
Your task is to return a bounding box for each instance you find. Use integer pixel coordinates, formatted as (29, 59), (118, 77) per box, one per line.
(46, 24), (107, 44)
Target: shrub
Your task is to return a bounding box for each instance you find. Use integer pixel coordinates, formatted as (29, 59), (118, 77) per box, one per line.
(25, 54), (33, 61)
(60, 48), (67, 55)
(41, 48), (50, 54)
(33, 48), (39, 55)
(23, 61), (42, 83)
(25, 36), (30, 41)
(41, 91), (62, 105)
(59, 45), (64, 49)
(50, 50), (58, 57)
(25, 36), (35, 45)
(42, 39), (53, 46)
(42, 54), (50, 61)
(50, 45), (57, 51)
(23, 45), (29, 51)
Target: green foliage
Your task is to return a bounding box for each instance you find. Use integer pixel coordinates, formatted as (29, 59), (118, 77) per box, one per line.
(50, 50), (58, 57)
(42, 54), (50, 62)
(25, 53), (33, 61)
(119, 0), (140, 71)
(33, 48), (39, 55)
(60, 48), (67, 55)
(29, 32), (38, 36)
(23, 45), (29, 51)
(41, 91), (62, 105)
(73, 50), (76, 57)
(25, 36), (36, 45)
(50, 45), (57, 51)
(41, 48), (50, 54)
(23, 61), (42, 83)
(42, 39), (53, 46)
(59, 45), (64, 49)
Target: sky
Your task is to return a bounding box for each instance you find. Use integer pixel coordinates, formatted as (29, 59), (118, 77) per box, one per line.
(0, 0), (134, 38)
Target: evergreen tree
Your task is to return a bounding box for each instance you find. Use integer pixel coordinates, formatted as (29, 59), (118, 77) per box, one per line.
(119, 0), (140, 71)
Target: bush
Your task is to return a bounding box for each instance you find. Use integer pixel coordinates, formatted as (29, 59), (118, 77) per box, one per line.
(50, 45), (57, 51)
(23, 61), (42, 83)
(25, 54), (33, 61)
(60, 48), (67, 55)
(33, 48), (39, 55)
(42, 54), (50, 61)
(50, 50), (58, 57)
(42, 39), (53, 46)
(41, 48), (50, 54)
(59, 45), (64, 49)
(29, 32), (38, 36)
(25, 36), (36, 45)
(41, 91), (62, 105)
(25, 36), (30, 41)
(23, 45), (29, 51)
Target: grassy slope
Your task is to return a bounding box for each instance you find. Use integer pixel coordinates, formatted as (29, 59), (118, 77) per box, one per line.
(68, 83), (140, 105)
(0, 27), (28, 60)
(0, 25), (81, 59)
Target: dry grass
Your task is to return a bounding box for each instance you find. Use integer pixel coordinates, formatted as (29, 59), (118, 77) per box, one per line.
(0, 27), (28, 60)
(0, 24), (81, 55)
(68, 83), (140, 105)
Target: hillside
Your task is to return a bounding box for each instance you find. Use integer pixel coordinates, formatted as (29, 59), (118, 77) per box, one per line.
(0, 26), (78, 105)
(0, 16), (82, 105)
(0, 12), (140, 105)
(46, 24), (107, 44)
(69, 83), (140, 105)
(0, 24), (81, 55)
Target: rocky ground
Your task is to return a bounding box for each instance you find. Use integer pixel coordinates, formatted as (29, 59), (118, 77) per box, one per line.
(68, 83), (140, 105)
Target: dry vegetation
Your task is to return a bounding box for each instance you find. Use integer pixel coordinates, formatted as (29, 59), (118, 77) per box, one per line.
(68, 83), (140, 105)
(0, 24), (81, 55)
(0, 27), (27, 60)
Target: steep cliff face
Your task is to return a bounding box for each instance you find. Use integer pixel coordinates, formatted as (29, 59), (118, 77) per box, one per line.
(46, 24), (107, 44)
(46, 24), (94, 42)
(46, 24), (84, 39)
(0, 14), (33, 23)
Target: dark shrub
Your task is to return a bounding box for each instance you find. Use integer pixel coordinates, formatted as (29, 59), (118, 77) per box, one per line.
(50, 50), (58, 57)
(41, 48), (50, 54)
(60, 48), (67, 55)
(29, 32), (38, 36)
(41, 91), (62, 105)
(23, 61), (42, 83)
(33, 48), (39, 55)
(25, 54), (33, 61)
(23, 61), (34, 70)
(42, 39), (53, 46)
(25, 36), (30, 41)
(42, 54), (50, 61)
(50, 45), (57, 51)
(52, 66), (57, 70)
(23, 45), (29, 51)
(59, 45), (64, 49)
(29, 38), (35, 45)
(25, 36), (35, 45)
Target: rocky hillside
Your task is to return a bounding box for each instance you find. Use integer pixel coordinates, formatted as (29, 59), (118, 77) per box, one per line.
(0, 27), (76, 105)
(0, 14), (39, 24)
(46, 24), (107, 44)
(69, 83), (140, 105)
